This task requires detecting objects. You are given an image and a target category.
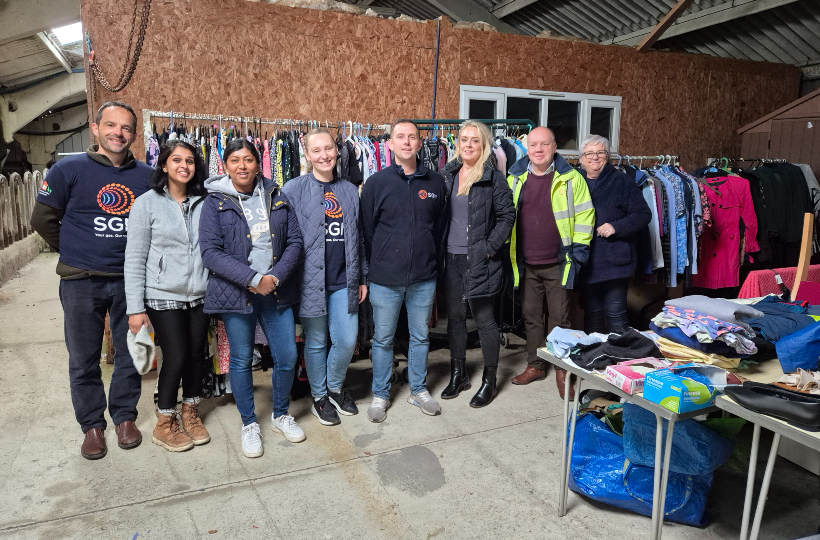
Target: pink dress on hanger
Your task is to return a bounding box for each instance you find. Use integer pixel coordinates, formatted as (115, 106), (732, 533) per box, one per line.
(263, 140), (272, 180)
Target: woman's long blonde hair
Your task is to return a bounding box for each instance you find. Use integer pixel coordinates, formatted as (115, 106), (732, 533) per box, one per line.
(453, 120), (492, 196)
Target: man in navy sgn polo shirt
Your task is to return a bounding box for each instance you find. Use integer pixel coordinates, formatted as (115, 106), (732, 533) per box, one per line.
(31, 101), (151, 460)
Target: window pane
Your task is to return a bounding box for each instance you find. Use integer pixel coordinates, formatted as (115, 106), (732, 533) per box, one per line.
(506, 97), (540, 130)
(590, 107), (613, 140)
(469, 99), (496, 120)
(547, 100), (580, 150)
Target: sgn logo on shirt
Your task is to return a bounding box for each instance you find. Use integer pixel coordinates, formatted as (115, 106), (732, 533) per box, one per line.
(93, 183), (136, 235)
(418, 190), (438, 200)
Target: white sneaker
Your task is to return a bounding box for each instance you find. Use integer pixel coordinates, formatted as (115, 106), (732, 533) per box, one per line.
(271, 413), (306, 443)
(367, 396), (390, 423)
(407, 390), (442, 416)
(241, 422), (263, 458)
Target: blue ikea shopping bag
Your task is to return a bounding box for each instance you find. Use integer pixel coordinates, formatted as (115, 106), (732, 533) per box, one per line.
(776, 322), (820, 373)
(568, 413), (711, 526)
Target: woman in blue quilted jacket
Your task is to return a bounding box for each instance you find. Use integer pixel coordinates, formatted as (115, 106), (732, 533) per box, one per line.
(199, 139), (304, 459)
(282, 128), (367, 428)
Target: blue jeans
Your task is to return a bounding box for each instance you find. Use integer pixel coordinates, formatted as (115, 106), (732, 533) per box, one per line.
(301, 288), (359, 400)
(370, 280), (436, 399)
(59, 276), (141, 432)
(222, 297), (297, 425)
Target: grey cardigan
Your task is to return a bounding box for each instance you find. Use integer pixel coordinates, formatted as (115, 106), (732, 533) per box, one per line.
(282, 173), (367, 317)
(124, 189), (209, 315)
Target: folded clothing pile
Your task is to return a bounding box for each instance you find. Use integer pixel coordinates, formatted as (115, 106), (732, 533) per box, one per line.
(653, 336), (745, 369)
(652, 304), (758, 356)
(545, 327), (608, 359)
(744, 295), (820, 343)
(570, 328), (663, 370)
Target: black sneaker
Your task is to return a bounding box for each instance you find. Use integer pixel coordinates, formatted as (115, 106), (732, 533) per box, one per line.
(311, 396), (340, 426)
(328, 388), (359, 416)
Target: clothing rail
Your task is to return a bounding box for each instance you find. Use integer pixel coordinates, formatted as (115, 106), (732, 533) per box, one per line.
(710, 157), (786, 163)
(409, 118), (535, 132)
(563, 154), (680, 166)
(141, 109), (389, 142)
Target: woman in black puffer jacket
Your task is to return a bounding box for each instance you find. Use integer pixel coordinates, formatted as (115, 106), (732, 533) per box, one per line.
(578, 135), (651, 334)
(440, 121), (515, 408)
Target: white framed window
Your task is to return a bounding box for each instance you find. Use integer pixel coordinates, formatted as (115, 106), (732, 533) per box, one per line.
(459, 85), (622, 155)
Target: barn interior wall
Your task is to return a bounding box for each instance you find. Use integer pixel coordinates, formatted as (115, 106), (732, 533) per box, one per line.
(81, 0), (800, 169)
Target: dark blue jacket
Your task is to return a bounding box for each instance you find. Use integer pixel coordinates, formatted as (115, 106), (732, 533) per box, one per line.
(360, 163), (448, 287)
(581, 164), (651, 284)
(199, 177), (303, 313)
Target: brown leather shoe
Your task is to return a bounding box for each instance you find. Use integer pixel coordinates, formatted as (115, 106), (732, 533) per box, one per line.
(81, 428), (107, 460)
(511, 366), (547, 385)
(115, 420), (143, 449)
(180, 402), (211, 445)
(555, 368), (576, 401)
(152, 413), (194, 452)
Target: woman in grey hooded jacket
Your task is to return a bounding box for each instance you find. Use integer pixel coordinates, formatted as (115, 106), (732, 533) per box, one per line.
(282, 128), (367, 427)
(125, 140), (210, 453)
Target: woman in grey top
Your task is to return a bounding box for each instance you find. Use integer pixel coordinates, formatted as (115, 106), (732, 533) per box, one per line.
(125, 140), (210, 452)
(282, 128), (367, 427)
(439, 121), (515, 408)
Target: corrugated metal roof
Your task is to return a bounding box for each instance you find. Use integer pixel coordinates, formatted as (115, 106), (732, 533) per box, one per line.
(362, 0), (820, 68)
(658, 0), (820, 65)
(502, 0), (724, 41)
(0, 36), (64, 88)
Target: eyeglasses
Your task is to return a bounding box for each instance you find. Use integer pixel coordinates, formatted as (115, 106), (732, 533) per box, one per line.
(582, 151), (608, 159)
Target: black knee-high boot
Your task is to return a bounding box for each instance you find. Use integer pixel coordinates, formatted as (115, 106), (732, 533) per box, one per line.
(469, 366), (497, 408)
(441, 358), (470, 399)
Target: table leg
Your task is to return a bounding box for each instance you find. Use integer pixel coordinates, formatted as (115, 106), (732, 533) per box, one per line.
(749, 432), (781, 540)
(650, 414), (664, 540)
(558, 370), (572, 516)
(559, 377), (583, 517)
(739, 423), (761, 540)
(655, 418), (677, 540)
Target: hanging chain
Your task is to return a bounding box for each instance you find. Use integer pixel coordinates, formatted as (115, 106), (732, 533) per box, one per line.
(88, 0), (152, 93)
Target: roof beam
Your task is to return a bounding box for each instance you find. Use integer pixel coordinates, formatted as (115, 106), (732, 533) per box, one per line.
(491, 0), (540, 19)
(424, 0), (524, 34)
(606, 0), (801, 46)
(636, 0), (696, 51)
(36, 33), (73, 74)
(356, 0), (376, 7)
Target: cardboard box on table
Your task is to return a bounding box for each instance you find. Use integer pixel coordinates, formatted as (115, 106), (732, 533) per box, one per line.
(604, 358), (673, 395)
(643, 363), (732, 413)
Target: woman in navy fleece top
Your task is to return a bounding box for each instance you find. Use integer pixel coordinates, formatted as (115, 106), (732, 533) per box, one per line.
(578, 135), (651, 334)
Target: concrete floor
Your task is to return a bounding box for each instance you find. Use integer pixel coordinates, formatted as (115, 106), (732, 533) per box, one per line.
(0, 253), (818, 540)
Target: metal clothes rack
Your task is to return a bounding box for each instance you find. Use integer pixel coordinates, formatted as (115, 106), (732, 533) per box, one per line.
(563, 154), (681, 166)
(141, 109), (390, 141)
(708, 157), (787, 166)
(409, 119), (535, 132)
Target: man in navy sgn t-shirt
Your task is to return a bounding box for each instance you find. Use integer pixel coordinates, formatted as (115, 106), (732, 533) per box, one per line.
(31, 101), (151, 460)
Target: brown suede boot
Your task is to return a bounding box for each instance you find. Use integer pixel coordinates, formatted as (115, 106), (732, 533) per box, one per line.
(152, 413), (194, 452)
(180, 402), (211, 445)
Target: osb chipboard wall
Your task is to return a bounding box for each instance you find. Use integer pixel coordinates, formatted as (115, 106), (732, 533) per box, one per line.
(81, 0), (800, 169)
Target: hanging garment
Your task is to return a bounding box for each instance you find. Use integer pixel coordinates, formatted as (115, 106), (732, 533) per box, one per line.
(262, 139), (272, 180)
(274, 139), (284, 186)
(146, 134), (160, 167)
(693, 176), (759, 289)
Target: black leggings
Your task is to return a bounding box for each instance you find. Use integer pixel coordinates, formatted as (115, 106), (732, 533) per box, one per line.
(583, 278), (629, 334)
(146, 304), (211, 410)
(445, 253), (499, 367)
